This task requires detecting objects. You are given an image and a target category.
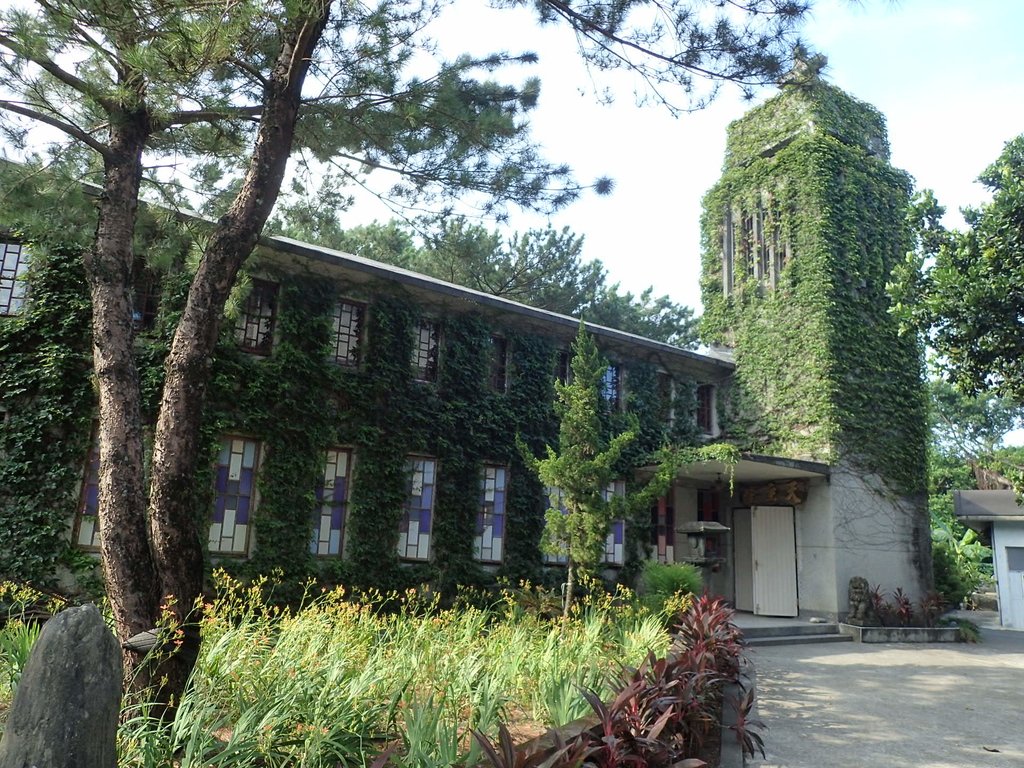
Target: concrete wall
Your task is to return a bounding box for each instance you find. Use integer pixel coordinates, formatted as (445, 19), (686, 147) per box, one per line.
(992, 521), (1024, 629)
(828, 462), (930, 613)
(793, 476), (839, 616)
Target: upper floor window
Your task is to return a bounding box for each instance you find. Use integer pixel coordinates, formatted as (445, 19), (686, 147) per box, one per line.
(474, 464), (508, 563)
(209, 436), (260, 555)
(489, 336), (509, 392)
(696, 384), (717, 435)
(399, 456), (436, 560)
(0, 242), (29, 316)
(331, 300), (364, 366)
(722, 201), (788, 295)
(132, 258), (161, 331)
(555, 350), (570, 386)
(657, 372), (674, 426)
(601, 364), (622, 410)
(235, 279), (277, 355)
(312, 447), (352, 556)
(412, 320), (440, 382)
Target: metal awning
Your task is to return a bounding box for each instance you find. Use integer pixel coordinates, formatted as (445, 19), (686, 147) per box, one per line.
(954, 490), (1024, 523)
(666, 453), (830, 484)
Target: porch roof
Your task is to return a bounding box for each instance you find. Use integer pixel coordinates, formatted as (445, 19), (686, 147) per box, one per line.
(647, 452), (830, 484)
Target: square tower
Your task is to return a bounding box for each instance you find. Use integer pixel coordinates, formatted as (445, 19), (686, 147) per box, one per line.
(701, 75), (931, 605)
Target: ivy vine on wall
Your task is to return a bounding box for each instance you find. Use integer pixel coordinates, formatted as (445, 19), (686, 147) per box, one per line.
(700, 81), (928, 496)
(0, 224), (701, 595)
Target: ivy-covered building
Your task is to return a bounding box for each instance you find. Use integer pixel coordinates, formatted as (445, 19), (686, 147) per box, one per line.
(697, 72), (931, 615)
(0, 76), (930, 618)
(0, 218), (739, 597)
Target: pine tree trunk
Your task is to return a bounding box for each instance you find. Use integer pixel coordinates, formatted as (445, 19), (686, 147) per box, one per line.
(86, 112), (163, 690)
(145, 6), (332, 704)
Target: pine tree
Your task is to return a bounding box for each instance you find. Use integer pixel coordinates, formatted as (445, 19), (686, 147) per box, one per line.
(0, 0), (809, 703)
(525, 324), (636, 615)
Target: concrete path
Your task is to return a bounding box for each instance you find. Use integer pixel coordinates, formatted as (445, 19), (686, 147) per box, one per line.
(746, 613), (1024, 768)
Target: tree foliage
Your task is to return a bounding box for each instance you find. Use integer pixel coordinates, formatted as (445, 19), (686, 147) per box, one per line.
(521, 324), (638, 615)
(928, 377), (1022, 462)
(893, 136), (1024, 402)
(0, 0), (810, 703)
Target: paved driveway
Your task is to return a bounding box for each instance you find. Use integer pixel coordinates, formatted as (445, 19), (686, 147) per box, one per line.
(746, 615), (1024, 768)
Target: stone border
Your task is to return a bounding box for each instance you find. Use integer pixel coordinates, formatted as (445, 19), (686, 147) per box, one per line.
(839, 624), (960, 643)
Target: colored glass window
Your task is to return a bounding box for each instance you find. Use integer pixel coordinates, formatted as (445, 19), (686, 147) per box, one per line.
(399, 457), (436, 560)
(474, 464), (507, 563)
(0, 242), (29, 316)
(209, 436), (259, 554)
(311, 448), (351, 556)
(602, 480), (626, 565)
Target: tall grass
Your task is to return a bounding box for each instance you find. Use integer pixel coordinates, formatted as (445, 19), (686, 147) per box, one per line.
(122, 572), (669, 768)
(0, 573), (671, 768)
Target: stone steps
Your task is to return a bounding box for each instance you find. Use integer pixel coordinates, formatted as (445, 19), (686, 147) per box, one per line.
(745, 632), (853, 647)
(741, 620), (854, 646)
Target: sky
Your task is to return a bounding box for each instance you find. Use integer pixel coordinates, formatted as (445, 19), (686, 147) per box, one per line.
(351, 0), (1024, 315)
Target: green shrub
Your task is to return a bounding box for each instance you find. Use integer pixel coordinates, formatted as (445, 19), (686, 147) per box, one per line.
(639, 562), (702, 623)
(932, 541), (973, 608)
(641, 562), (702, 597)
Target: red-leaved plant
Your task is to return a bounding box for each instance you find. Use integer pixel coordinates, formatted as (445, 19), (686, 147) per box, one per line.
(475, 593), (762, 768)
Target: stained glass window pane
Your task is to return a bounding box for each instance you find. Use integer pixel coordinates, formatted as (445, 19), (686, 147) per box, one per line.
(312, 448), (351, 556)
(602, 480), (626, 565)
(209, 436), (259, 554)
(474, 464), (507, 563)
(399, 456), (436, 560)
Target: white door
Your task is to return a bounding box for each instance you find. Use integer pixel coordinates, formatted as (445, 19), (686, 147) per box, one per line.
(733, 509), (754, 612)
(751, 505), (798, 617)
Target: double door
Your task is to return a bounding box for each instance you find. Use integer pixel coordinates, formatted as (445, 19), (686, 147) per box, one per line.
(734, 505), (798, 617)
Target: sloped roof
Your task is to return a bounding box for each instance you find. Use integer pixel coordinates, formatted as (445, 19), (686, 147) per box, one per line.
(265, 234), (734, 380)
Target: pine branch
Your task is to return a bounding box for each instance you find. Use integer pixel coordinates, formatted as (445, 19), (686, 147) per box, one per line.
(0, 31), (114, 110)
(0, 99), (109, 156)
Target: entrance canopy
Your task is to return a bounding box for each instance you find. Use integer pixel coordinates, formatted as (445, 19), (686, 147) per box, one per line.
(665, 453), (830, 484)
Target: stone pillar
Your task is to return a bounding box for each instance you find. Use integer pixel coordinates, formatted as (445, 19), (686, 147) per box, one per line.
(0, 604), (122, 768)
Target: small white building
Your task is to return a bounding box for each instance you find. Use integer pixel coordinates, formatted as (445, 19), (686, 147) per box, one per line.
(954, 490), (1024, 630)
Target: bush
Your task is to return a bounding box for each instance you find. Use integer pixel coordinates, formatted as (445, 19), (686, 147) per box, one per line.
(642, 562), (702, 597)
(933, 542), (973, 609)
(640, 562), (702, 622)
(474, 593), (764, 768)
